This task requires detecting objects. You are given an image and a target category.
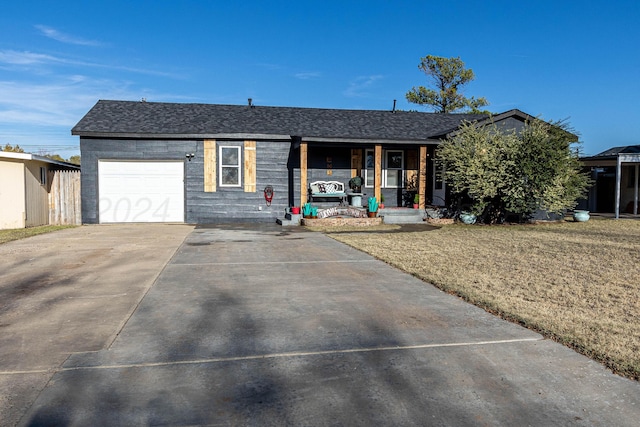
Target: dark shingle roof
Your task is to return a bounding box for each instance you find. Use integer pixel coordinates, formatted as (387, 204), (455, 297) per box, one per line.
(597, 145), (640, 157)
(72, 100), (487, 142)
(581, 145), (640, 161)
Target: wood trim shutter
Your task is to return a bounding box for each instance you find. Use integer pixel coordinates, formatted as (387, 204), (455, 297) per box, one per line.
(300, 142), (308, 204)
(374, 144), (382, 201)
(351, 149), (362, 178)
(419, 145), (427, 209)
(244, 140), (257, 192)
(204, 139), (216, 192)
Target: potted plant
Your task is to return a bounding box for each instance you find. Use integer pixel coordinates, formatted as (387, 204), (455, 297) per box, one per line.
(413, 193), (420, 209)
(379, 194), (385, 209)
(348, 176), (363, 193)
(367, 197), (379, 217)
(290, 206), (300, 215)
(302, 203), (313, 218)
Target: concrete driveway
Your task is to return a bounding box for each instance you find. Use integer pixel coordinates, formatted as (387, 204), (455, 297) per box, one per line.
(2, 224), (640, 426)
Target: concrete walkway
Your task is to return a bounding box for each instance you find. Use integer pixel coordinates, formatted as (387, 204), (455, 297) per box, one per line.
(2, 224), (640, 425)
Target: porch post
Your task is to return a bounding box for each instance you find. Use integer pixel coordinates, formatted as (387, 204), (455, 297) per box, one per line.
(374, 144), (382, 201)
(419, 145), (427, 209)
(635, 164), (639, 215)
(300, 142), (308, 205)
(615, 155), (622, 219)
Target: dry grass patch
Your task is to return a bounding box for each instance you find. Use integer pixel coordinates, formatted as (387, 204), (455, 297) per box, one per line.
(0, 225), (77, 244)
(314, 219), (640, 380)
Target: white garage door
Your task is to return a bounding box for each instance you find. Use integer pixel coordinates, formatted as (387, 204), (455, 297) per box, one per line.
(98, 161), (184, 223)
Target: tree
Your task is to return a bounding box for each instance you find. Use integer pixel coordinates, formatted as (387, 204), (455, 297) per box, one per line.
(406, 55), (489, 113)
(2, 143), (25, 153)
(44, 154), (66, 162)
(435, 118), (590, 223)
(68, 155), (81, 165)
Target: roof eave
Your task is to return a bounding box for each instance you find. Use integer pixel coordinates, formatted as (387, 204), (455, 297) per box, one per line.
(73, 131), (293, 140)
(299, 136), (440, 145)
(0, 151), (79, 169)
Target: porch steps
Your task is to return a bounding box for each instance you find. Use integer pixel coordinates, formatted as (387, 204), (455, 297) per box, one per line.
(379, 208), (426, 224)
(276, 212), (301, 226)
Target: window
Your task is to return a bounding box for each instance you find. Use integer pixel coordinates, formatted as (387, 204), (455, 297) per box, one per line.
(364, 149), (404, 188)
(219, 146), (241, 187)
(39, 167), (46, 185)
(385, 150), (403, 188)
(365, 150), (375, 187)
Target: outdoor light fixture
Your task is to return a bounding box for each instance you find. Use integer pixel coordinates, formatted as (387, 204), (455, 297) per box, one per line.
(186, 153), (195, 161)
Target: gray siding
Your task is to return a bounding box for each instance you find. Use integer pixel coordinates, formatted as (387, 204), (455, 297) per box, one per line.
(81, 138), (198, 224)
(306, 147), (352, 188)
(80, 138), (295, 224)
(495, 117), (526, 134)
(187, 140), (294, 223)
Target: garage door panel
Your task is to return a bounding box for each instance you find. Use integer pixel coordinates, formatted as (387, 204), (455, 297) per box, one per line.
(99, 161), (184, 223)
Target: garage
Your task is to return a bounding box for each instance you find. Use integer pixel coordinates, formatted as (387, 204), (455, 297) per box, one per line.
(98, 161), (184, 223)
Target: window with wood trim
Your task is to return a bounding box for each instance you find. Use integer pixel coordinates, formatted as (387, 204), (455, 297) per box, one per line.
(364, 149), (404, 188)
(219, 146), (241, 187)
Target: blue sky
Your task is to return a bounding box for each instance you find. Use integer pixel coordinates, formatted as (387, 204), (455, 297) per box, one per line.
(1, 0), (639, 158)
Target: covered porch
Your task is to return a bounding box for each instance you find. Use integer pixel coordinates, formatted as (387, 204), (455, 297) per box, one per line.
(581, 146), (640, 219)
(295, 140), (441, 212)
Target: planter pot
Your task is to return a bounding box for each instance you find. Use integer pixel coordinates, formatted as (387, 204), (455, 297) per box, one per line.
(413, 204), (419, 209)
(368, 211), (377, 218)
(379, 203), (385, 209)
(573, 210), (590, 222)
(290, 207), (300, 214)
(459, 213), (477, 224)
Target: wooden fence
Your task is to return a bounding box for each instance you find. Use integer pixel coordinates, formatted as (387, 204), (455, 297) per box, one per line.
(49, 170), (81, 225)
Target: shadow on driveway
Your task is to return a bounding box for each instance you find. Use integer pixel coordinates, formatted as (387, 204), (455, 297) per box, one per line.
(17, 224), (640, 426)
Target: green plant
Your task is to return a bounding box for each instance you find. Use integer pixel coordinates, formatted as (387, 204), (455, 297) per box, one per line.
(310, 206), (318, 217)
(380, 194), (385, 203)
(413, 193), (420, 204)
(435, 118), (590, 222)
(368, 197), (379, 212)
(302, 203), (312, 217)
(349, 176), (363, 190)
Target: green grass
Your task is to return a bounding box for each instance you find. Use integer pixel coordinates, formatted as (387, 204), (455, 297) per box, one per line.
(0, 225), (77, 244)
(311, 218), (640, 380)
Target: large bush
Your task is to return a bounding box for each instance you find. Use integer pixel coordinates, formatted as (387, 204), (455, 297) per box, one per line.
(436, 118), (590, 223)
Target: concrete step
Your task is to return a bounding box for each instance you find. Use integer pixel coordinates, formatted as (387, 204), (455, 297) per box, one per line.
(277, 212), (301, 226)
(379, 208), (425, 224)
(277, 218), (298, 226)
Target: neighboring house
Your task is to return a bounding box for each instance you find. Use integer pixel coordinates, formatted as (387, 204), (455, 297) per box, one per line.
(0, 152), (80, 229)
(580, 145), (640, 217)
(72, 100), (541, 224)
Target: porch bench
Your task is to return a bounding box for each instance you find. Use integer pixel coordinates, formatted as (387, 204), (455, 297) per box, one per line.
(309, 181), (347, 204)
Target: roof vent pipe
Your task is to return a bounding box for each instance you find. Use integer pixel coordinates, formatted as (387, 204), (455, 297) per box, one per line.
(248, 98), (253, 107)
(392, 99), (396, 113)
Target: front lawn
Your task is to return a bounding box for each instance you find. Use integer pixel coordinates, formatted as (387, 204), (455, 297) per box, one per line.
(311, 219), (640, 380)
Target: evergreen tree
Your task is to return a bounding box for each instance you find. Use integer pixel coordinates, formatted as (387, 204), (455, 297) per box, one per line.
(406, 55), (489, 113)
